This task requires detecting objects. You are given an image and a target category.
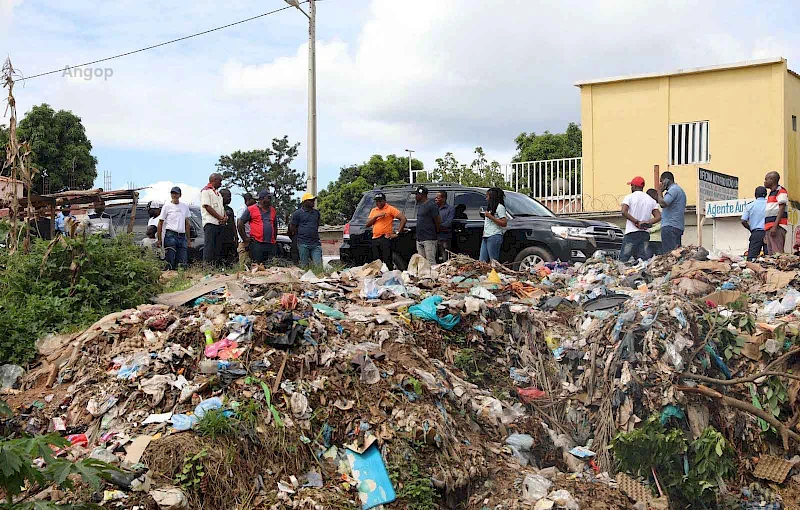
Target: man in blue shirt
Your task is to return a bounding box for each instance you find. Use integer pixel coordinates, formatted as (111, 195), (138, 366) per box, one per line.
(55, 205), (76, 236)
(435, 191), (454, 262)
(656, 171), (687, 254)
(742, 186), (768, 261)
(289, 192), (322, 267)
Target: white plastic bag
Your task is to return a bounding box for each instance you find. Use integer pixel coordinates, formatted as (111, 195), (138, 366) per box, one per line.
(522, 474), (552, 502)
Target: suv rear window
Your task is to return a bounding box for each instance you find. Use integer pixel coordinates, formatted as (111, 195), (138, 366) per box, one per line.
(454, 192), (487, 220)
(352, 191), (411, 223)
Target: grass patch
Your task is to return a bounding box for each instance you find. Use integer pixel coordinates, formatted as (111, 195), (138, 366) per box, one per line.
(196, 409), (236, 440)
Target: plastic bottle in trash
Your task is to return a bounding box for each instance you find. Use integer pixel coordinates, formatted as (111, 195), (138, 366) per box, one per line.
(202, 320), (214, 345)
(199, 360), (219, 374)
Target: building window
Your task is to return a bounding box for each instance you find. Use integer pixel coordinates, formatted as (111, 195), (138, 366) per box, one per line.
(793, 115), (797, 132)
(669, 121), (709, 165)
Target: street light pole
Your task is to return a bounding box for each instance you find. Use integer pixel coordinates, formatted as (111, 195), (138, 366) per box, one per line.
(405, 149), (415, 183)
(285, 0), (317, 195)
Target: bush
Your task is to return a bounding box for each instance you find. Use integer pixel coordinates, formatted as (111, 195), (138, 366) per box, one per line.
(0, 234), (163, 364)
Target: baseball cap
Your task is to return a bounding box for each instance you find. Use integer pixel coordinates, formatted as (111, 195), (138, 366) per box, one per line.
(148, 200), (164, 208)
(170, 186), (182, 195)
(257, 190), (272, 200)
(301, 192), (316, 202)
(415, 185), (429, 195)
(374, 192), (386, 200)
(627, 176), (645, 187)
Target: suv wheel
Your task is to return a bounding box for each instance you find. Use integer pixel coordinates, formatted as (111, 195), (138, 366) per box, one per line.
(392, 252), (408, 271)
(514, 246), (554, 272)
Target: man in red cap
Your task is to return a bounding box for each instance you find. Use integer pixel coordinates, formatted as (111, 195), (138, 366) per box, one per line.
(620, 176), (661, 262)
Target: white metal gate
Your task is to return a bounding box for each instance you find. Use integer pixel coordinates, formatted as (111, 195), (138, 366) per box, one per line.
(502, 157), (583, 213)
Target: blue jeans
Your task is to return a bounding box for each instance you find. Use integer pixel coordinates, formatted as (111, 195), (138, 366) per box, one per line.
(164, 230), (188, 270)
(620, 231), (649, 262)
(298, 244), (323, 267)
(479, 234), (503, 262)
(661, 226), (683, 254)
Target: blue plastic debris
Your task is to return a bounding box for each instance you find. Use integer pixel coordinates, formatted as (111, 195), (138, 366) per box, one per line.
(660, 404), (685, 425)
(346, 444), (396, 509)
(408, 296), (461, 330)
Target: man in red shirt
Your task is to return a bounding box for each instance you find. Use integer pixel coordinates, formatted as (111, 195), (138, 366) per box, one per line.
(237, 190), (278, 264)
(764, 171), (789, 254)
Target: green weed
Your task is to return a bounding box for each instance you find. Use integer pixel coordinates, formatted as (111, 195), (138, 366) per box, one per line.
(196, 409), (236, 440)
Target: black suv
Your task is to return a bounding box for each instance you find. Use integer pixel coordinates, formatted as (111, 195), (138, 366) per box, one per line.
(339, 184), (623, 271)
(106, 204), (293, 262)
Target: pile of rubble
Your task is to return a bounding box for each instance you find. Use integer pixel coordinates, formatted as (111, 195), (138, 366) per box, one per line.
(5, 248), (800, 509)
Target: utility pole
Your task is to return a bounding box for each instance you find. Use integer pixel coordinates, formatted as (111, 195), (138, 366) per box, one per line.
(406, 149), (415, 183)
(286, 0), (317, 195)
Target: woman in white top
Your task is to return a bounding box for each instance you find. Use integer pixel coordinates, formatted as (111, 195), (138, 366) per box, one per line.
(479, 187), (508, 262)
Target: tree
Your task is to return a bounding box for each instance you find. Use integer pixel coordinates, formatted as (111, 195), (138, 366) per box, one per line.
(7, 104), (99, 193)
(216, 136), (304, 223)
(316, 154), (421, 225)
(513, 122), (582, 162)
(424, 147), (507, 188)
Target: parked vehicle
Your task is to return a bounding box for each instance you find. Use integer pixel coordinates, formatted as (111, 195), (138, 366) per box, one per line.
(339, 184), (623, 271)
(106, 204), (292, 262)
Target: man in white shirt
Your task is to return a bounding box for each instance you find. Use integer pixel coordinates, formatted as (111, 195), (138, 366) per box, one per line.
(200, 173), (227, 265)
(620, 176), (661, 262)
(147, 201), (163, 229)
(157, 186), (192, 269)
(87, 200), (116, 238)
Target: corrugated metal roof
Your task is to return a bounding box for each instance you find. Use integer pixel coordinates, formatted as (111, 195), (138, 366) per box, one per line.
(575, 57), (787, 87)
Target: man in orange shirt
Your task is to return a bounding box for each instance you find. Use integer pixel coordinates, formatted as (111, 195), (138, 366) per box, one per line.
(366, 192), (407, 270)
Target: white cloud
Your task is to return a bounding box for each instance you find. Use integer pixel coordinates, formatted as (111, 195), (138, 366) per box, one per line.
(3, 0), (800, 188)
(139, 181), (201, 207)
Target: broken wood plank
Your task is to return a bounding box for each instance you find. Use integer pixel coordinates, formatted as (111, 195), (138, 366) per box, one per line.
(152, 274), (238, 307)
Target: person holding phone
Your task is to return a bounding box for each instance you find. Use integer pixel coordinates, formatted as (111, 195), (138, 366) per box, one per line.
(479, 188), (508, 263)
(656, 171), (687, 253)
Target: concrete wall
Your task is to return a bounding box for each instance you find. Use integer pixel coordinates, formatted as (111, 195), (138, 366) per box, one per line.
(581, 61), (789, 208)
(787, 72), (800, 199)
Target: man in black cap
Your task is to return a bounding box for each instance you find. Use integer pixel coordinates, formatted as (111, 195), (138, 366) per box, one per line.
(156, 186), (192, 269)
(238, 190), (278, 265)
(366, 192), (407, 269)
(414, 185), (441, 264)
(219, 188), (238, 264)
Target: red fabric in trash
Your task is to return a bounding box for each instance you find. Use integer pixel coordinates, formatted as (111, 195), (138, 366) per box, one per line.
(518, 387), (546, 403)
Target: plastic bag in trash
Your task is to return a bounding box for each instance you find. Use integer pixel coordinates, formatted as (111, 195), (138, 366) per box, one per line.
(117, 352), (150, 380)
(547, 489), (579, 510)
(506, 433), (535, 466)
(170, 414), (198, 431)
(0, 364), (24, 390)
(522, 474), (552, 502)
(663, 333), (694, 371)
(763, 288), (800, 318)
(194, 397), (224, 420)
(408, 296), (461, 330)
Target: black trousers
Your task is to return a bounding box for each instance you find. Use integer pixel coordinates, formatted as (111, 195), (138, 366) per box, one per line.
(250, 241), (276, 264)
(203, 223), (223, 264)
(371, 236), (394, 270)
(747, 229), (766, 261)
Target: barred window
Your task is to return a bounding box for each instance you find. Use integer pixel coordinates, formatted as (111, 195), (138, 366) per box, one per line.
(669, 121), (709, 165)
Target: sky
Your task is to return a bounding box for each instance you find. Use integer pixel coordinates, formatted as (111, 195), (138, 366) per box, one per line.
(1, 0), (799, 208)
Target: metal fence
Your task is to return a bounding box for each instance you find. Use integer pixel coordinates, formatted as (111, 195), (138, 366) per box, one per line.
(502, 157), (583, 213)
(409, 156), (586, 214)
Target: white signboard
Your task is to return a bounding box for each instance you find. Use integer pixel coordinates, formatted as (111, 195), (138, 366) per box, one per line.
(698, 168), (739, 209)
(704, 198), (754, 218)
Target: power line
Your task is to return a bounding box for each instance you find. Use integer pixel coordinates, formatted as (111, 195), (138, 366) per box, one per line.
(20, 3), (307, 81)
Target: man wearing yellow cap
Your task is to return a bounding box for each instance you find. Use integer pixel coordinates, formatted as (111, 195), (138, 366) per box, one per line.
(290, 192), (322, 267)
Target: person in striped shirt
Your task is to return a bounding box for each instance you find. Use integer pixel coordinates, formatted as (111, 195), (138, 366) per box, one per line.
(764, 171), (789, 254)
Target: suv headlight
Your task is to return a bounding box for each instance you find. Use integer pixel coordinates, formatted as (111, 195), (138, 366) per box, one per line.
(551, 226), (589, 239)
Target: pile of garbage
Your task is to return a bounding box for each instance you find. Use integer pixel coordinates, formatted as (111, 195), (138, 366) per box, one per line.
(5, 248), (800, 509)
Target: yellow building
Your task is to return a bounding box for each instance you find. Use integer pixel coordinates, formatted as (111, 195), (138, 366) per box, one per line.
(577, 57), (800, 208)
